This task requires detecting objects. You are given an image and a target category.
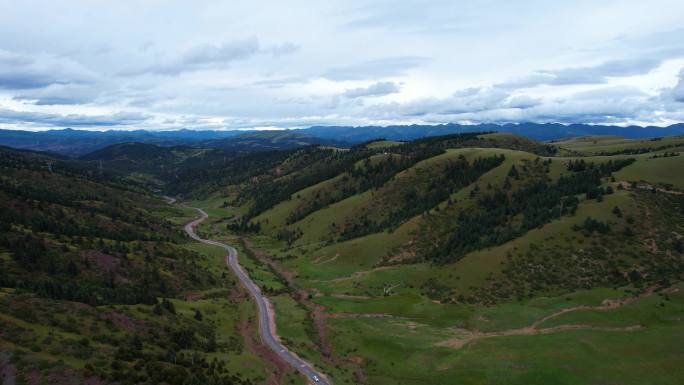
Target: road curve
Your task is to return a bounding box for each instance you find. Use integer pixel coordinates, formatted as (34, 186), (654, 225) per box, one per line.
(184, 208), (331, 385)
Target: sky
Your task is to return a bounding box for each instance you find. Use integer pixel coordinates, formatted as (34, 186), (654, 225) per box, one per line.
(1, 0), (684, 131)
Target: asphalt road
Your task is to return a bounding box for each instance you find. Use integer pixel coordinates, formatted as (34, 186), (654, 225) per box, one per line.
(184, 208), (331, 385)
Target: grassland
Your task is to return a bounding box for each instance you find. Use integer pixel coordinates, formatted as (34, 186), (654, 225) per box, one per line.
(366, 140), (404, 149)
(553, 135), (684, 155)
(183, 134), (684, 384)
(11, 131), (682, 384)
(614, 154), (684, 189)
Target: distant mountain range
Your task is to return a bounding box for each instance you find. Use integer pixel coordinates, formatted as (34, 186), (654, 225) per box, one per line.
(1, 122), (683, 156)
(303, 122), (684, 142)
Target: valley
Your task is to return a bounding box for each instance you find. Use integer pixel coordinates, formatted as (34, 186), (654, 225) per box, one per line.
(3, 3), (684, 384)
(1, 131), (683, 385)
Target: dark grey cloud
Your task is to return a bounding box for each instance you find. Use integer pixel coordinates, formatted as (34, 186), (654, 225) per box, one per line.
(520, 98), (654, 124)
(121, 37), (261, 76)
(120, 37), (300, 76)
(250, 76), (309, 88)
(0, 108), (150, 127)
(364, 84), (660, 125)
(499, 58), (662, 88)
(504, 95), (541, 109)
(673, 69), (684, 103)
(365, 87), (511, 117)
(323, 56), (429, 80)
(343, 81), (401, 98)
(181, 37), (260, 66)
(0, 50), (96, 90)
(14, 83), (102, 105)
(553, 58), (661, 84)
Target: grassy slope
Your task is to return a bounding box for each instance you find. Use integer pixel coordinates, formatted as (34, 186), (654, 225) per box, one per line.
(546, 152), (684, 189)
(250, 147), (631, 295)
(366, 140), (403, 149)
(614, 154), (684, 189)
(269, 148), (512, 282)
(554, 135), (684, 154)
(191, 136), (684, 385)
(304, 188), (636, 322)
(253, 174), (346, 235)
(0, 158), (280, 385)
(287, 148), (493, 246)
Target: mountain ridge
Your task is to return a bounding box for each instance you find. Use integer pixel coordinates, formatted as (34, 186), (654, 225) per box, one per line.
(1, 122), (684, 156)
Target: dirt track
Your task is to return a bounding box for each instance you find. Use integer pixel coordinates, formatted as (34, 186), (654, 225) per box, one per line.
(438, 288), (657, 349)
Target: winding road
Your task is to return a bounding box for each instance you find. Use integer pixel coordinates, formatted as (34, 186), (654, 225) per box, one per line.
(184, 208), (331, 385)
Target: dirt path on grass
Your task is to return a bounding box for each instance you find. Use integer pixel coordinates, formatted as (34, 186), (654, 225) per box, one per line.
(327, 312), (392, 319)
(438, 324), (643, 349)
(314, 254), (339, 264)
(326, 266), (397, 282)
(330, 294), (371, 300)
(529, 286), (656, 328)
(438, 288), (657, 350)
(618, 181), (684, 195)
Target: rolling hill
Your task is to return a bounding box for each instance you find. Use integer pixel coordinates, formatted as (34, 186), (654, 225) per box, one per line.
(0, 129), (347, 157)
(0, 146), (293, 385)
(3, 123), (684, 157)
(2, 129), (683, 385)
(178, 131), (684, 385)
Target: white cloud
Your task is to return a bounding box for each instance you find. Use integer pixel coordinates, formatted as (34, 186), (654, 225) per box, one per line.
(0, 1), (682, 130)
(498, 58), (662, 88)
(0, 108), (150, 127)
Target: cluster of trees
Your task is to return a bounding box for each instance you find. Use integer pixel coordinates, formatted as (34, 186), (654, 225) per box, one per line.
(1, 287), (251, 384)
(275, 227), (302, 245)
(0, 162), (181, 243)
(565, 158), (634, 172)
(169, 131), (562, 235)
(340, 154), (506, 241)
(233, 130), (569, 233)
(282, 146), (446, 225)
(0, 149), (263, 385)
(467, 189), (684, 303)
(595, 143), (683, 156)
(651, 152), (680, 159)
(166, 149), (293, 197)
(573, 217), (612, 234)
(425, 158), (635, 264)
(229, 133), (494, 232)
(0, 147), (222, 306)
(241, 147), (360, 220)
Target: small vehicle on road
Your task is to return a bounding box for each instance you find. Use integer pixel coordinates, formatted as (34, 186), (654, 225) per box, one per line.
(313, 375), (320, 382)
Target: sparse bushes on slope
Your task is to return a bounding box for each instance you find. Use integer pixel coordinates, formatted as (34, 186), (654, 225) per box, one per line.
(423, 159), (635, 264)
(339, 154), (506, 241)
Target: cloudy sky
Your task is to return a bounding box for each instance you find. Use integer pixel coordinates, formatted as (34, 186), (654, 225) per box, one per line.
(1, 0), (684, 131)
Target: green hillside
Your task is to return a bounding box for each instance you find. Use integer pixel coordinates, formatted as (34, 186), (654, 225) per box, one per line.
(183, 132), (683, 385)
(3, 131), (683, 385)
(0, 147), (290, 385)
(553, 135), (684, 155)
